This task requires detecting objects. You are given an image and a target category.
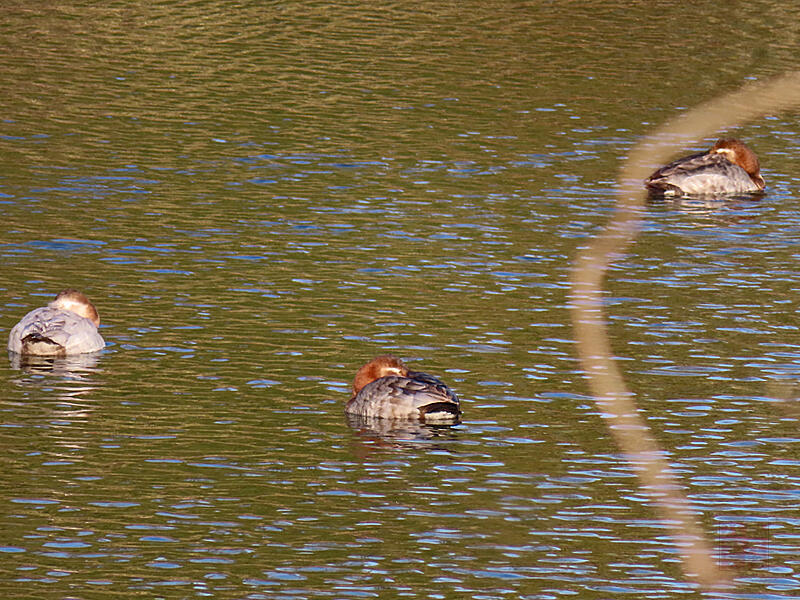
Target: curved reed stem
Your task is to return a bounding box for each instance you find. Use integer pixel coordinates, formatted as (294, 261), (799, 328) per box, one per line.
(570, 72), (800, 591)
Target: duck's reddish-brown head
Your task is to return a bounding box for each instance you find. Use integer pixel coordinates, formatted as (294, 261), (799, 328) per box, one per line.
(712, 138), (765, 189)
(352, 355), (408, 396)
(50, 289), (101, 327)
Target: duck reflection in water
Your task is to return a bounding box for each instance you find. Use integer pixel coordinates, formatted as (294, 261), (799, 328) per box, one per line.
(645, 138), (765, 198)
(9, 351), (103, 379)
(345, 413), (461, 448)
(346, 355), (462, 423)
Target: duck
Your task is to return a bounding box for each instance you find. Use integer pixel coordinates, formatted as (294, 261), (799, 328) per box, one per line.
(645, 138), (765, 196)
(346, 355), (462, 422)
(8, 289), (105, 355)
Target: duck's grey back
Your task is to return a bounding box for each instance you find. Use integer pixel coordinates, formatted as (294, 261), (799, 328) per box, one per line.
(8, 306), (105, 355)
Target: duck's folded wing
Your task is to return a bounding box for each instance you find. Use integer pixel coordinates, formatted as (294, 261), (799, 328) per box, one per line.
(9, 307), (57, 352)
(392, 376), (459, 409)
(402, 372), (460, 406)
(646, 150), (715, 181)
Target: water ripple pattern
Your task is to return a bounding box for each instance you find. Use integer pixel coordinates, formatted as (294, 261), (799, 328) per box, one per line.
(0, 1), (799, 598)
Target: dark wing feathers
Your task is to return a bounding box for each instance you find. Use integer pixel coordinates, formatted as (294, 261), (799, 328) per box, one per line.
(646, 150), (712, 182)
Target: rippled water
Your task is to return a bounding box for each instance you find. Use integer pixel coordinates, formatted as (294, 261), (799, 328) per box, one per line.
(1, 2), (799, 598)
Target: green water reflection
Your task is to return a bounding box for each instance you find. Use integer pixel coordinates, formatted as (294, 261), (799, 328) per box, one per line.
(1, 1), (798, 598)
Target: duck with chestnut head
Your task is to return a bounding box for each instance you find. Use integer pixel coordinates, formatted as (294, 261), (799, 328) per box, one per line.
(645, 138), (765, 196)
(346, 355), (461, 422)
(8, 289), (105, 356)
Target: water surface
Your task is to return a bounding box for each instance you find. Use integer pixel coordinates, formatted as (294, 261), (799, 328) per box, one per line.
(1, 2), (799, 598)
